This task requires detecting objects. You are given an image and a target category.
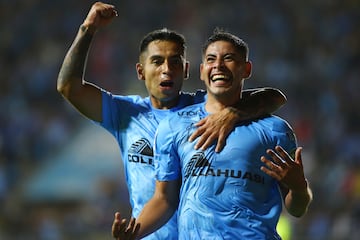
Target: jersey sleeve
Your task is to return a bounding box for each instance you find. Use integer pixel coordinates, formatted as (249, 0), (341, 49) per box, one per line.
(272, 117), (298, 156)
(97, 90), (141, 138)
(154, 116), (181, 181)
(98, 90), (119, 135)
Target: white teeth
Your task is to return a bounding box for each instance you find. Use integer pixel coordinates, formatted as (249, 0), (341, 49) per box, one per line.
(212, 75), (228, 81)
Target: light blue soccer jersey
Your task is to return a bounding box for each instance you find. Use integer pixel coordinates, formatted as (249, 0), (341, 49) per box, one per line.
(97, 89), (206, 240)
(154, 102), (297, 240)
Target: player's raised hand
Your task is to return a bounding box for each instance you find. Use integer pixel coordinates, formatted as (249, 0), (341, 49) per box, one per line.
(83, 2), (118, 33)
(260, 146), (307, 192)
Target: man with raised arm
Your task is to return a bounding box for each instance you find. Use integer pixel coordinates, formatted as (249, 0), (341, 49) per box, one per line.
(57, 2), (287, 239)
(112, 29), (312, 240)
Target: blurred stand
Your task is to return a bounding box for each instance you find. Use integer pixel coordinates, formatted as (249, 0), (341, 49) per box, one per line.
(0, 0), (359, 239)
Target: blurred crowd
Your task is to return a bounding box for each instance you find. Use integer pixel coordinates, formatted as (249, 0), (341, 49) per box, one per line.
(0, 0), (359, 239)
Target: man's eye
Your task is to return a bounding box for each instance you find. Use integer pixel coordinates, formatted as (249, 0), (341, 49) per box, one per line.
(152, 59), (162, 65)
(224, 55), (234, 61)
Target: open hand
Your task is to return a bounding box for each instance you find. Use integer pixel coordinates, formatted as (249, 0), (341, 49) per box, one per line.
(260, 146), (307, 192)
(112, 212), (140, 240)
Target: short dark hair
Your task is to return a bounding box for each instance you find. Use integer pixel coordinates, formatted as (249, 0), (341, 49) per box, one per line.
(139, 28), (186, 56)
(202, 28), (249, 61)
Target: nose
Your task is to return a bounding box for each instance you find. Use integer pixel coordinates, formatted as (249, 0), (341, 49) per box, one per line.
(161, 60), (172, 73)
(213, 58), (225, 69)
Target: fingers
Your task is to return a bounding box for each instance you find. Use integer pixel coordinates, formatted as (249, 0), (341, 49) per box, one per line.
(188, 119), (206, 142)
(112, 212), (122, 238)
(193, 118), (206, 128)
(112, 213), (139, 240)
(133, 222), (141, 239)
(190, 127), (224, 152)
(274, 146), (292, 162)
(294, 147), (303, 165)
(214, 132), (226, 153)
(188, 120), (214, 150)
(84, 2), (118, 30)
(188, 126), (204, 143)
(189, 113), (234, 152)
(112, 212), (129, 239)
(260, 146), (293, 180)
(98, 5), (118, 18)
(261, 146), (305, 186)
(260, 156), (281, 180)
(125, 218), (140, 240)
(265, 148), (288, 169)
(196, 131), (215, 151)
(126, 218), (136, 232)
(95, 2), (118, 19)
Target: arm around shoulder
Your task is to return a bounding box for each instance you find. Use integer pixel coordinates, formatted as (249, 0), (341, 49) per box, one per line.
(240, 87), (287, 118)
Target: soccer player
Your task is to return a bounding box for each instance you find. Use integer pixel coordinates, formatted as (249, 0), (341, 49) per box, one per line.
(58, 2), (287, 239)
(112, 29), (313, 239)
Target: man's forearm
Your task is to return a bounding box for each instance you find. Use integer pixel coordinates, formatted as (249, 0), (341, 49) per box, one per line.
(235, 87), (287, 121)
(57, 25), (94, 92)
(133, 180), (180, 239)
(135, 198), (176, 239)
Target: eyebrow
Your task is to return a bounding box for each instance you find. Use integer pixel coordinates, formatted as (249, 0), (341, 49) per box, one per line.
(205, 52), (237, 58)
(149, 55), (163, 60)
(149, 54), (183, 60)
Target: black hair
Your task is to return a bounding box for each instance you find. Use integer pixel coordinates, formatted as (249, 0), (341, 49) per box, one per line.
(139, 28), (186, 56)
(202, 28), (249, 61)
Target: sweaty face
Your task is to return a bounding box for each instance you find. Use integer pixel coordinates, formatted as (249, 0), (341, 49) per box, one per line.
(138, 40), (188, 109)
(200, 40), (251, 104)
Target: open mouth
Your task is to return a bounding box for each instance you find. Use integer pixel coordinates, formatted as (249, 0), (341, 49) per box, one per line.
(211, 74), (229, 82)
(160, 81), (174, 87)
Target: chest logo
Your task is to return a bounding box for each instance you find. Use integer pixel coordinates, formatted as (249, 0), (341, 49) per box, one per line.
(128, 138), (154, 165)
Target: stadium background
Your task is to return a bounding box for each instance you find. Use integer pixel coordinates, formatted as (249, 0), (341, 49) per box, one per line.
(0, 0), (359, 239)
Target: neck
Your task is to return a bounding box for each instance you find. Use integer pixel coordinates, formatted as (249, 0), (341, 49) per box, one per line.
(205, 92), (242, 113)
(150, 95), (180, 110)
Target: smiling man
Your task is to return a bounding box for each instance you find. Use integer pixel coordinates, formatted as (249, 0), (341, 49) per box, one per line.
(112, 29), (312, 240)
(57, 2), (289, 240)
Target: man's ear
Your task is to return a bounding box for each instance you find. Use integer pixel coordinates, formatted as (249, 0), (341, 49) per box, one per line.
(184, 61), (190, 80)
(136, 63), (145, 80)
(199, 63), (205, 82)
(243, 61), (252, 79)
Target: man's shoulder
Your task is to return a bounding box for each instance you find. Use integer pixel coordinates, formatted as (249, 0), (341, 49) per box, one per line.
(178, 90), (207, 106)
(259, 115), (294, 133)
(160, 103), (203, 128)
(180, 89), (206, 97)
(102, 90), (150, 107)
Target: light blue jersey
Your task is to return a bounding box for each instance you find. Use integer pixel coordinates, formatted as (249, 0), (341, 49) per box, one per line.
(155, 102), (297, 240)
(97, 89), (206, 240)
